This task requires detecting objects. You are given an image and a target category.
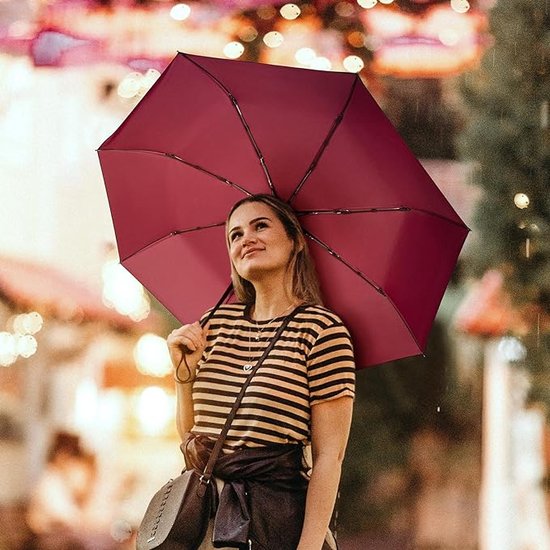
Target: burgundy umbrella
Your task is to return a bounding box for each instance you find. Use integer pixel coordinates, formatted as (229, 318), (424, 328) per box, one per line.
(97, 52), (469, 369)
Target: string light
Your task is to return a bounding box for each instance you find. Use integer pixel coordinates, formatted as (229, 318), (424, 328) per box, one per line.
(343, 55), (364, 72)
(439, 28), (461, 47)
(336, 2), (355, 17)
(257, 5), (277, 20)
(347, 31), (366, 48)
(134, 333), (172, 377)
(514, 193), (530, 209)
(498, 336), (527, 362)
(170, 3), (191, 21)
(0, 332), (17, 367)
(11, 312), (43, 335)
(16, 334), (37, 359)
(142, 69), (160, 89)
(116, 69), (160, 100)
(102, 259), (150, 321)
(280, 3), (301, 20)
(263, 31), (284, 48)
(238, 26), (258, 42)
(379, 0), (394, 4)
(450, 0), (470, 13)
(357, 0), (377, 9)
(117, 72), (142, 99)
(224, 41), (245, 59)
(135, 387), (173, 436)
(310, 56), (332, 70)
(295, 47), (317, 64)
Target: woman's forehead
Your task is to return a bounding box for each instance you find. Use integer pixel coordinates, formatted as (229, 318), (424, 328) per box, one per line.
(228, 201), (274, 225)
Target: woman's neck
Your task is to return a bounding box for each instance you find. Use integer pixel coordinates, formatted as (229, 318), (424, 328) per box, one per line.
(251, 278), (299, 321)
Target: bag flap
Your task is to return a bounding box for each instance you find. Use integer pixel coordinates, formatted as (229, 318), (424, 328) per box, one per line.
(136, 470), (193, 550)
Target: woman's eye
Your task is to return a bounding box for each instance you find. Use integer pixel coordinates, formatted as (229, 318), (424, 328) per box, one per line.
(230, 232), (241, 242)
(256, 222), (267, 229)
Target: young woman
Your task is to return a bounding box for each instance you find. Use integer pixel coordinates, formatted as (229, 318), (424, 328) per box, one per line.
(166, 194), (355, 550)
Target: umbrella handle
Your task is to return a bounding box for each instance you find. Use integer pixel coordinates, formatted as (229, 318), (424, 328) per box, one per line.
(175, 282), (234, 384)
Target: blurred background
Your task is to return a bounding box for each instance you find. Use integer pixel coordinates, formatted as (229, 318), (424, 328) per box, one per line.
(0, 0), (548, 549)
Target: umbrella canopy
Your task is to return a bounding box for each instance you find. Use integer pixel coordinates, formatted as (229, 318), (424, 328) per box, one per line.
(98, 52), (469, 369)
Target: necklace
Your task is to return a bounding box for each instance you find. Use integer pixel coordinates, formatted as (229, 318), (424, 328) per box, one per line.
(242, 302), (297, 373)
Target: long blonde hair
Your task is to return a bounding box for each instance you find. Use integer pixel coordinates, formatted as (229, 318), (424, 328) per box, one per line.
(226, 194), (323, 306)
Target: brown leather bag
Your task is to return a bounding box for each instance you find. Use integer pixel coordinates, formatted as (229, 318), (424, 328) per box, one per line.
(136, 306), (303, 550)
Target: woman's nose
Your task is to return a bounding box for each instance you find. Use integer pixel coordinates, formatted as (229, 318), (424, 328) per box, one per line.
(242, 232), (257, 245)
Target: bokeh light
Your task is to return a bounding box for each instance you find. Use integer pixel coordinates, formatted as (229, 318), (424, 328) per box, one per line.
(170, 3), (191, 21)
(224, 41), (245, 59)
(357, 0), (377, 9)
(280, 3), (301, 20)
(134, 333), (172, 377)
(343, 55), (364, 72)
(451, 0), (470, 13)
(514, 193), (530, 209)
(295, 47), (317, 64)
(263, 31), (284, 48)
(310, 56), (332, 70)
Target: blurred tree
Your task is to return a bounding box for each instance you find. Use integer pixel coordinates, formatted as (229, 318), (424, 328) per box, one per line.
(457, 0), (550, 396)
(382, 78), (463, 159)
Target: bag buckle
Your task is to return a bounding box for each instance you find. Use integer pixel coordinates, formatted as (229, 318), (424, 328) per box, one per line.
(199, 474), (210, 485)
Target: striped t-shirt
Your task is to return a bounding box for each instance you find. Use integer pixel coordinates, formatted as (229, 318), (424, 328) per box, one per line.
(191, 303), (355, 452)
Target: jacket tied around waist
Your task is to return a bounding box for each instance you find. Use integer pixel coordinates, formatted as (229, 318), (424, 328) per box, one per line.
(181, 433), (309, 549)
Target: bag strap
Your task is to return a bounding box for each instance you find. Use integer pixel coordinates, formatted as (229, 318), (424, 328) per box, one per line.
(198, 304), (305, 486)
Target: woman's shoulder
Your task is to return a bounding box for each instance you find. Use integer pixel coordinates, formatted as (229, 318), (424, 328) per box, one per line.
(298, 303), (348, 331)
(199, 302), (246, 323)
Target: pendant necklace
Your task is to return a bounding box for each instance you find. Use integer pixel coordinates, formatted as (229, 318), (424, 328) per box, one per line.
(242, 303), (296, 373)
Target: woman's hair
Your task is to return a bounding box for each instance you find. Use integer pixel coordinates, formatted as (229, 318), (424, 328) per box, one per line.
(226, 194), (323, 306)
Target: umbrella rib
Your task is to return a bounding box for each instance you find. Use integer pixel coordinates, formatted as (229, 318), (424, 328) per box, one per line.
(181, 52), (276, 195)
(120, 222), (225, 263)
(287, 76), (359, 205)
(304, 230), (387, 296)
(103, 148), (253, 197)
(304, 230), (424, 353)
(297, 206), (469, 230)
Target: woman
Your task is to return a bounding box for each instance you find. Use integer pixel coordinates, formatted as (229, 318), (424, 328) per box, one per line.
(167, 194), (355, 550)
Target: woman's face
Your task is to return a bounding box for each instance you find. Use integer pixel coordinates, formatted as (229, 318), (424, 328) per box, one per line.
(227, 201), (295, 283)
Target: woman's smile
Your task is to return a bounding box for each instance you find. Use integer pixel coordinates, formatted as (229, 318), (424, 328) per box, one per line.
(242, 248), (264, 259)
(228, 202), (295, 282)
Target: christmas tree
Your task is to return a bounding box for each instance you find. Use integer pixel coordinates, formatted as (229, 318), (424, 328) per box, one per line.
(458, 0), (550, 395)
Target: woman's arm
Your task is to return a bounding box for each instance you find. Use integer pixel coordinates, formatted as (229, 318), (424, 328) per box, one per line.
(297, 395), (354, 550)
(175, 381), (195, 441)
(167, 321), (209, 442)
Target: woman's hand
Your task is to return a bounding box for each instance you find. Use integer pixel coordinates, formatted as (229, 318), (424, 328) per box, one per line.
(167, 321), (208, 380)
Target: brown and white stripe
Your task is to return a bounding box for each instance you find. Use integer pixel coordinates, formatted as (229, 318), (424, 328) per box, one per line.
(191, 303), (355, 453)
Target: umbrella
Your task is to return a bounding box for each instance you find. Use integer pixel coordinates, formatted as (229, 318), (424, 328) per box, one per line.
(97, 51), (469, 369)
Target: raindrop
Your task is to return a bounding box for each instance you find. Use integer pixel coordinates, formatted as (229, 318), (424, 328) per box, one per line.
(541, 100), (548, 129)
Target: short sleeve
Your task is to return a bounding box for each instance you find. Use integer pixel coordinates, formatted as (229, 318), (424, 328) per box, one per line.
(307, 322), (356, 405)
